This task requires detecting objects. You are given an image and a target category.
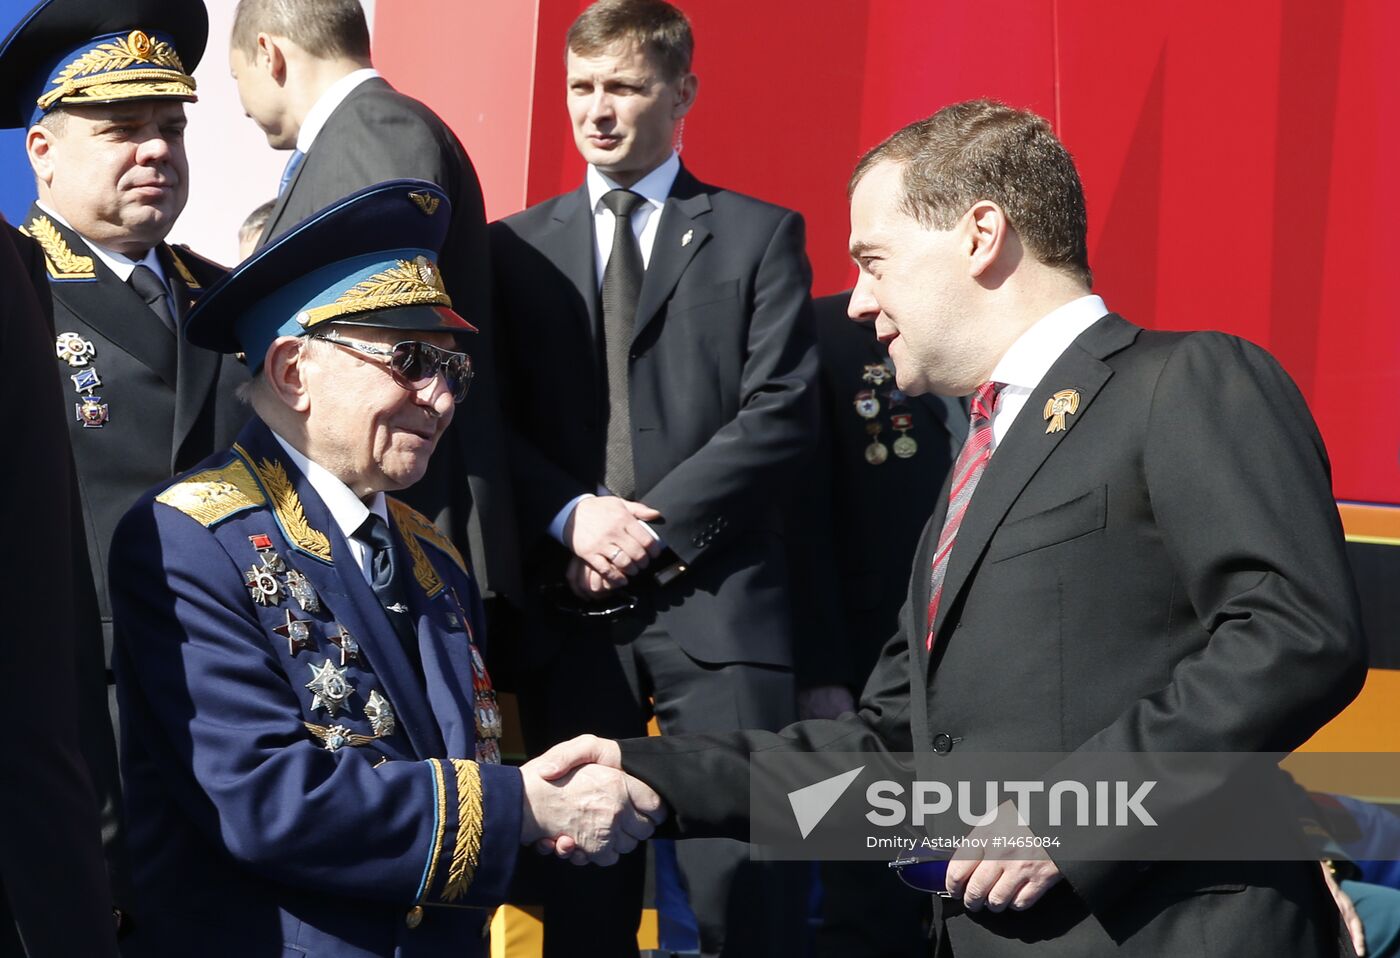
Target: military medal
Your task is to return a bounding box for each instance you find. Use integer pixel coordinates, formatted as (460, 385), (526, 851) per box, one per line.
(864, 421), (889, 465)
(304, 721), (376, 752)
(70, 368), (101, 393)
(447, 587), (502, 763)
(75, 394), (109, 428)
(861, 362), (892, 386)
(365, 689), (396, 737)
(245, 562), (284, 606)
(284, 569), (320, 613)
(248, 533), (286, 573)
(319, 725), (354, 752)
(55, 332), (95, 366)
(853, 388), (880, 419)
(273, 609), (314, 656)
(328, 624), (361, 666)
(1042, 388), (1080, 434)
(890, 412), (918, 459)
(306, 659), (355, 716)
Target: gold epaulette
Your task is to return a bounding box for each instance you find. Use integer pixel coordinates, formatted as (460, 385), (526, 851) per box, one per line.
(388, 498), (467, 598)
(166, 246), (202, 290)
(20, 215), (96, 281)
(155, 457), (264, 527)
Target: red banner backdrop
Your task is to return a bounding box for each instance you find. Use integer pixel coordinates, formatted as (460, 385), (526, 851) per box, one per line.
(375, 0), (1400, 505)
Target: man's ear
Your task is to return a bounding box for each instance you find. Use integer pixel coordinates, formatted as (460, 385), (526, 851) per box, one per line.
(964, 200), (1010, 280)
(26, 124), (57, 187)
(262, 336), (312, 412)
(672, 72), (698, 120)
(257, 32), (288, 85)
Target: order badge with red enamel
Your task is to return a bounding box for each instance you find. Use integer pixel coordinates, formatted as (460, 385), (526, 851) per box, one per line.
(449, 587), (502, 763)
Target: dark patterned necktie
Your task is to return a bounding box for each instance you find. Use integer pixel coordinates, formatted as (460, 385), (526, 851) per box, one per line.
(600, 188), (646, 499)
(925, 381), (1002, 650)
(129, 264), (175, 333)
(353, 513), (421, 675)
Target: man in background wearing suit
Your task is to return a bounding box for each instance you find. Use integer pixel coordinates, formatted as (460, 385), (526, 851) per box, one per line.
(230, 0), (521, 629)
(0, 220), (117, 957)
(0, 0), (249, 932)
(538, 99), (1367, 957)
(490, 1), (820, 953)
(792, 289), (964, 957)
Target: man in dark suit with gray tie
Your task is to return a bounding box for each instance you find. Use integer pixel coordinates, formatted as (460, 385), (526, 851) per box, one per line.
(229, 0), (521, 626)
(490, 1), (820, 953)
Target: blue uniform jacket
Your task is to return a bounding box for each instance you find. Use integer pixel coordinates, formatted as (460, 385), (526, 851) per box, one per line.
(110, 418), (522, 957)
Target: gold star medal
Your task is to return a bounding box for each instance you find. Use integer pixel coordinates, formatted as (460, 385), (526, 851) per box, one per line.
(1043, 388), (1080, 434)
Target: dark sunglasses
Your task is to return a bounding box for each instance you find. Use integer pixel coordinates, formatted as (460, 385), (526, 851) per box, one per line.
(315, 329), (474, 403)
(889, 852), (954, 897)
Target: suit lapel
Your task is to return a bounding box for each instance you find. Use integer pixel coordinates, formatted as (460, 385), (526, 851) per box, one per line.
(32, 207), (178, 387)
(929, 315), (1140, 645)
(541, 185), (602, 342)
(233, 423), (447, 759)
(165, 245), (219, 471)
(632, 170), (712, 345)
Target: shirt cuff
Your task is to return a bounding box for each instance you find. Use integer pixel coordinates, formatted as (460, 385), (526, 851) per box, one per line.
(548, 493), (595, 544)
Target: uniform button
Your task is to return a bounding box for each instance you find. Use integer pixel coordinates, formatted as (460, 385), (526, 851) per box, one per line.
(406, 905), (424, 929)
(931, 733), (954, 754)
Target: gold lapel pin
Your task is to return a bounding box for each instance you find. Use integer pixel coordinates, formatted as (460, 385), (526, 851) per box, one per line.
(1043, 388), (1080, 434)
(681, 229), (694, 247)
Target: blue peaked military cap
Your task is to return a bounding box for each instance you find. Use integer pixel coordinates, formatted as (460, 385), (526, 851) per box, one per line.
(184, 179), (476, 370)
(0, 0), (208, 129)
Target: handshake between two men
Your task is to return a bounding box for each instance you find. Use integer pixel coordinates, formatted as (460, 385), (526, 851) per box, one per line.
(518, 737), (665, 865)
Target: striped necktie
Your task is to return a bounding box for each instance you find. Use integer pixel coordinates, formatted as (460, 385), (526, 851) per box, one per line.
(925, 381), (1002, 650)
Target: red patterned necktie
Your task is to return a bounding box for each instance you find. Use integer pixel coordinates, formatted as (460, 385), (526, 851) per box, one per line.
(925, 381), (1002, 650)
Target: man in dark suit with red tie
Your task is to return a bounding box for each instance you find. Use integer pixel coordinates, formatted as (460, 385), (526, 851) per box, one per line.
(490, 1), (820, 953)
(536, 99), (1367, 957)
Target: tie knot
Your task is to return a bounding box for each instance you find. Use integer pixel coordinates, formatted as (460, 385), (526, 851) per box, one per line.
(353, 513), (393, 553)
(601, 188), (646, 219)
(970, 381), (1002, 422)
(129, 264), (167, 306)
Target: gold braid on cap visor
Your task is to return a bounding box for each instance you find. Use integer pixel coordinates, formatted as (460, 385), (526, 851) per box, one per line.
(36, 31), (195, 111)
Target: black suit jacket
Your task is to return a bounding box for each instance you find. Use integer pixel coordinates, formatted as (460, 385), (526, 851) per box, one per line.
(260, 75), (521, 605)
(0, 222), (118, 957)
(27, 204), (248, 917)
(620, 315), (1366, 956)
(490, 167), (818, 669)
(792, 290), (965, 690)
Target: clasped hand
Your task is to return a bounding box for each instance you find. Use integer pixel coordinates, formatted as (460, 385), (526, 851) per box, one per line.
(518, 736), (662, 866)
(563, 496), (664, 597)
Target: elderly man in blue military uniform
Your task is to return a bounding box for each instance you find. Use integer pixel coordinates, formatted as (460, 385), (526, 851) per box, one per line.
(109, 180), (662, 958)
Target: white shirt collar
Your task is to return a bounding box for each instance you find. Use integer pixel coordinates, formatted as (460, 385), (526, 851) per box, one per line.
(271, 429), (387, 545)
(988, 294), (1109, 391)
(587, 151), (680, 213)
(297, 68), (380, 153)
(36, 200), (165, 284)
